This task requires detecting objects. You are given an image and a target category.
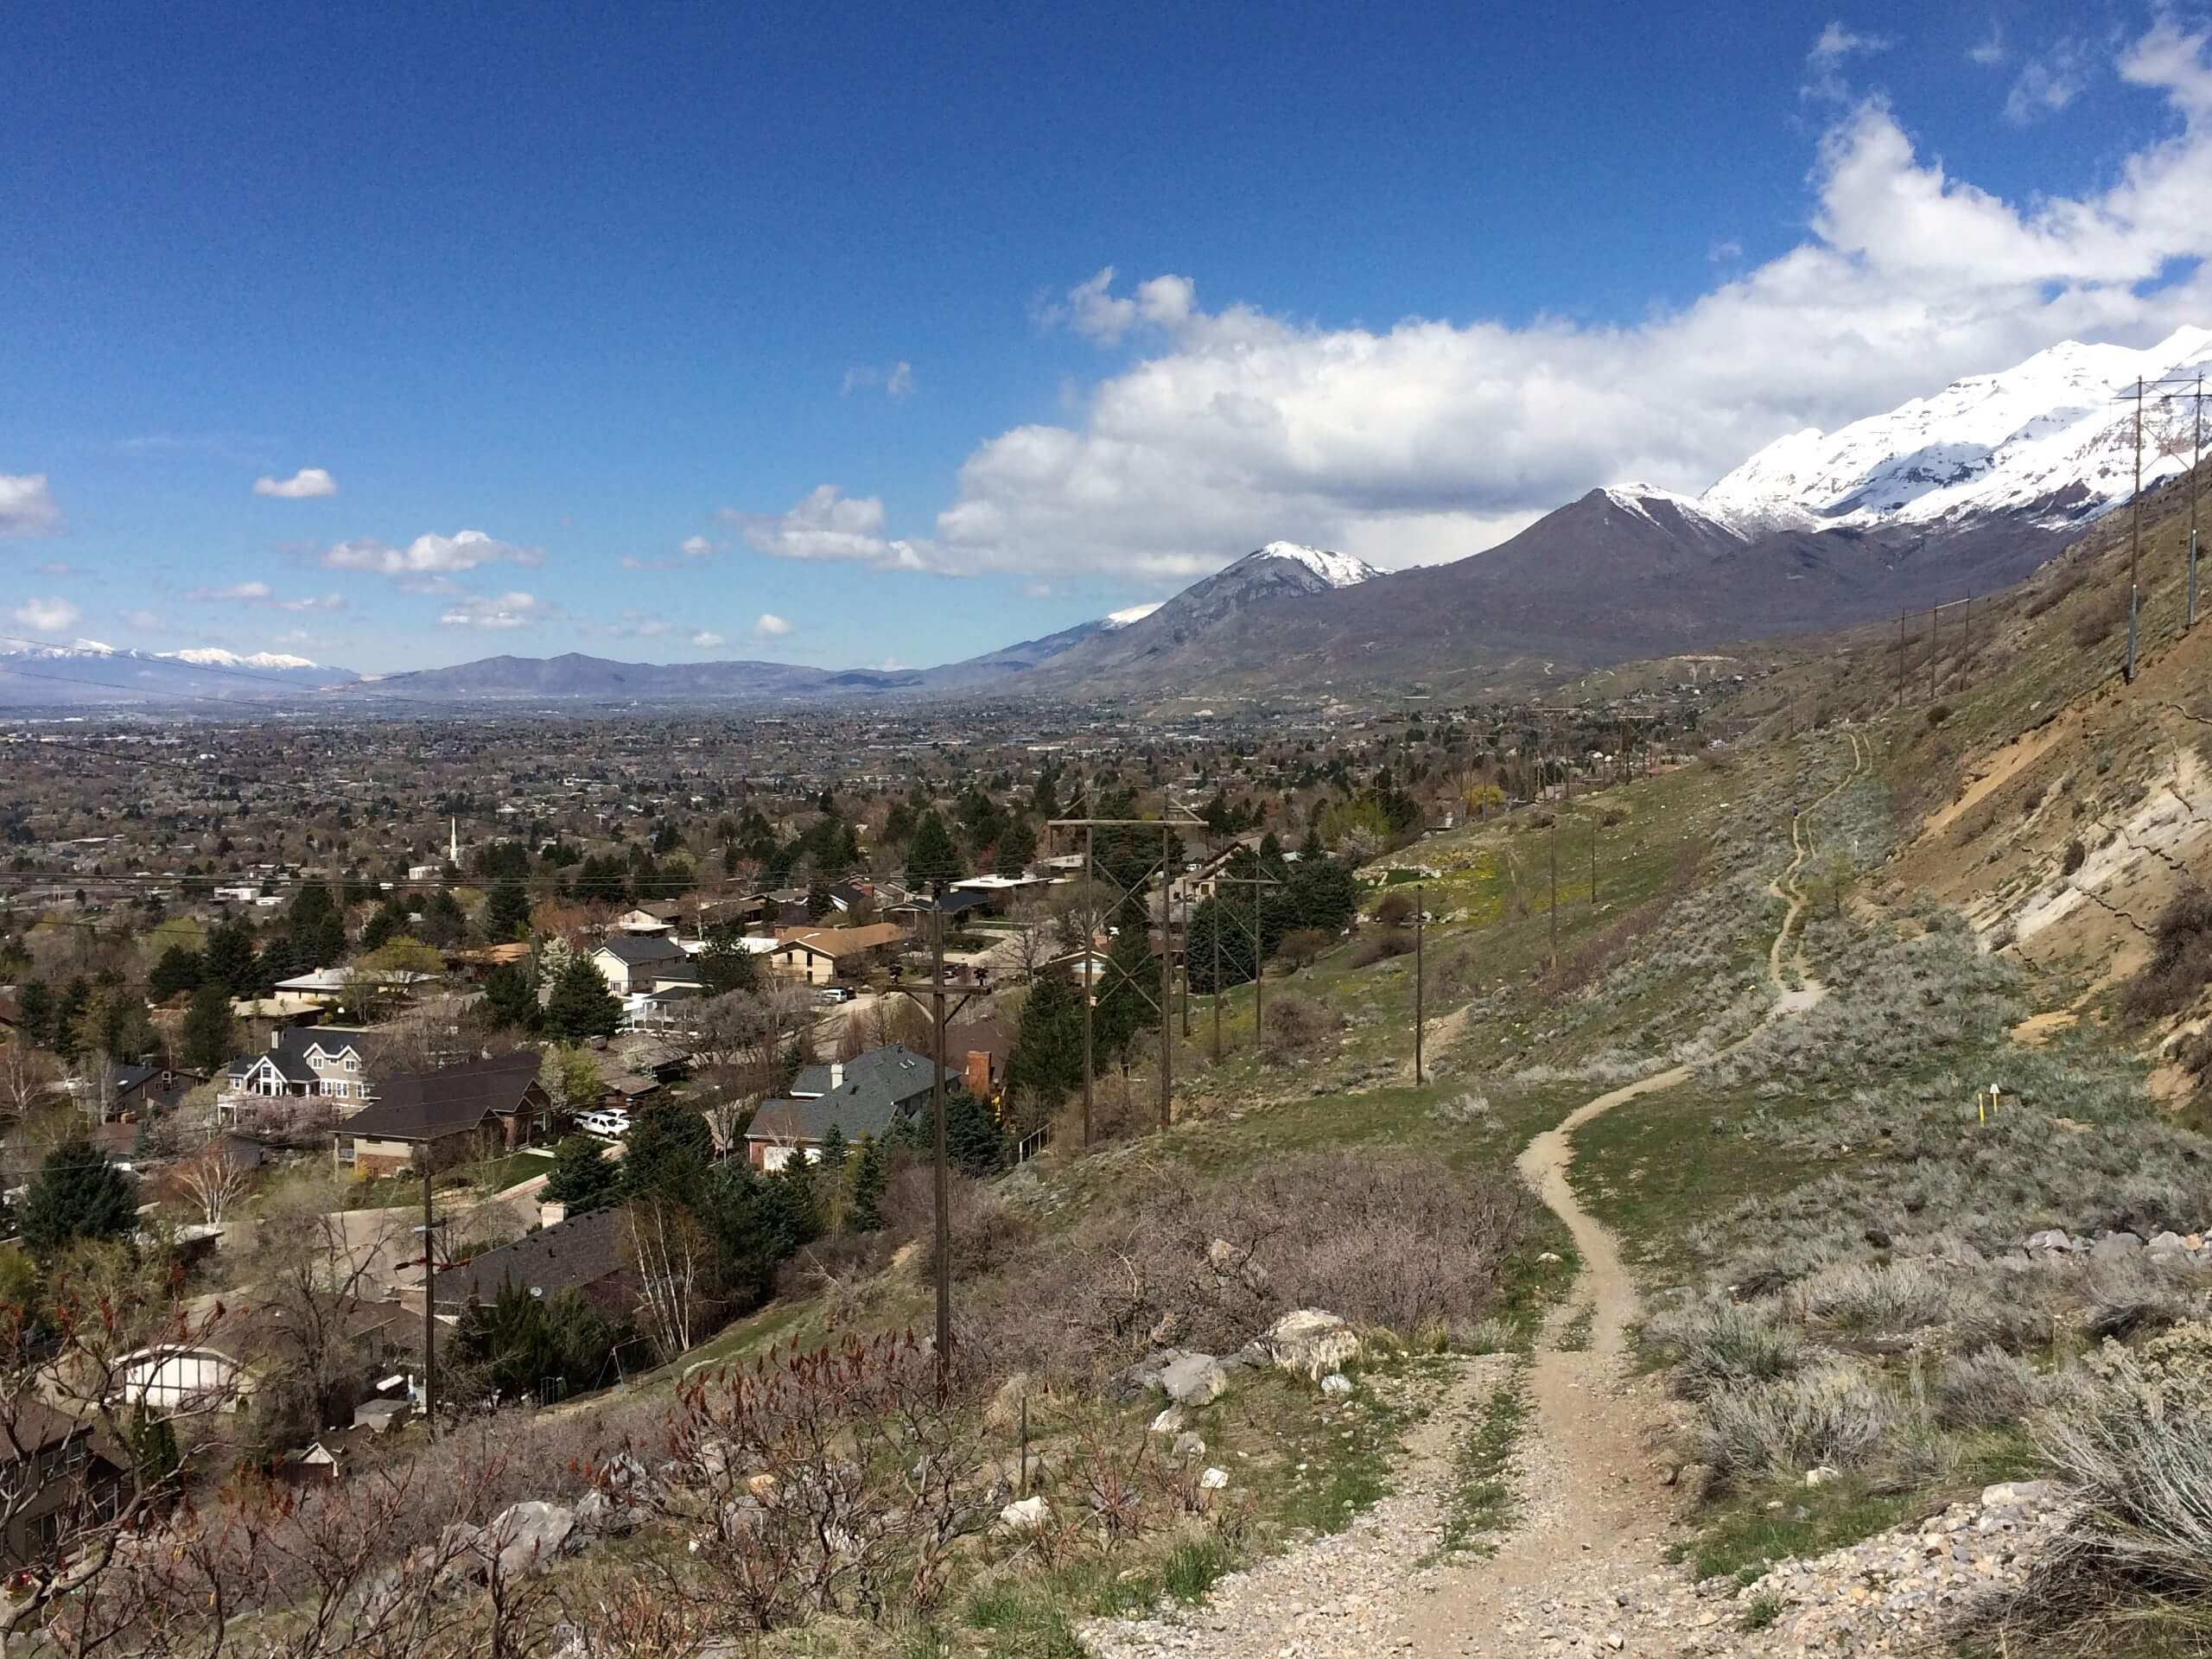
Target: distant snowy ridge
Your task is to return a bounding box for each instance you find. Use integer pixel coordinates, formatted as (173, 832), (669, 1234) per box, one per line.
(1247, 541), (1381, 587)
(1103, 601), (1164, 629)
(1703, 325), (2212, 532)
(1599, 484), (1749, 538)
(159, 647), (321, 670)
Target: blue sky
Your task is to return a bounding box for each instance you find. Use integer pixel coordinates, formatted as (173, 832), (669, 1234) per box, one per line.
(4, 2), (2210, 671)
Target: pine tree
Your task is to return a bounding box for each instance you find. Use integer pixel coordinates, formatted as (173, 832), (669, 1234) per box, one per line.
(544, 956), (621, 1043)
(944, 1089), (1010, 1177)
(816, 1122), (849, 1173)
(202, 919), (257, 999)
(146, 945), (204, 1003)
(847, 1135), (888, 1232)
(906, 809), (965, 889)
(480, 962), (539, 1033)
(21, 1134), (137, 1263)
(545, 1133), (620, 1212)
(1006, 969), (1086, 1107)
(180, 982), (234, 1074)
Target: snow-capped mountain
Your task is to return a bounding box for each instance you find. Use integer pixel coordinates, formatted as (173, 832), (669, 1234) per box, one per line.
(1103, 601), (1165, 629)
(1246, 541), (1382, 588)
(1704, 326), (2212, 532)
(0, 642), (357, 709)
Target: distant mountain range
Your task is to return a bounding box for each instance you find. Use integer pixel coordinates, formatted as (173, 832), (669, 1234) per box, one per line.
(4, 330), (2202, 713)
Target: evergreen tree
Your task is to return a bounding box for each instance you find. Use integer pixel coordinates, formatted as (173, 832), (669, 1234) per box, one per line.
(847, 1135), (889, 1232)
(1092, 922), (1160, 1062)
(1006, 969), (1086, 1107)
(805, 874), (834, 923)
(544, 1134), (620, 1212)
(14, 981), (54, 1050)
(695, 928), (760, 996)
(146, 945), (204, 1003)
(180, 983), (234, 1074)
(125, 1407), (181, 1495)
(202, 918), (257, 999)
(816, 1122), (849, 1173)
(484, 880), (532, 941)
(544, 956), (621, 1043)
(21, 1134), (137, 1262)
(944, 1089), (1010, 1177)
(480, 962), (539, 1033)
(906, 808), (965, 889)
(620, 1098), (714, 1206)
(998, 811), (1039, 872)
(50, 978), (92, 1065)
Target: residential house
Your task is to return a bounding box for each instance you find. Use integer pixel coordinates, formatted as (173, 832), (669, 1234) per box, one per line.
(219, 1027), (385, 1126)
(589, 934), (691, 996)
(0, 1400), (124, 1566)
(944, 1015), (1011, 1104)
(430, 1204), (631, 1321)
(884, 891), (996, 931)
(612, 906), (677, 937)
(744, 1044), (950, 1170)
(766, 923), (912, 986)
(335, 1051), (547, 1176)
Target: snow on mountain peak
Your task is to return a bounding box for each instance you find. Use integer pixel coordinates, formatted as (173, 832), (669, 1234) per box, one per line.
(1599, 483), (1750, 537)
(1103, 601), (1164, 630)
(1249, 542), (1380, 587)
(1701, 327), (2212, 532)
(159, 647), (321, 670)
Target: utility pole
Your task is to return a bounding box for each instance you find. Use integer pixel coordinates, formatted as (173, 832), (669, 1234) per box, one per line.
(1896, 607), (1905, 710)
(2192, 373), (2205, 632)
(1178, 893), (1191, 1039)
(416, 1160), (441, 1441)
(1157, 824), (1174, 1132)
(1081, 823), (1094, 1147)
(1590, 813), (1599, 906)
(1413, 882), (1425, 1084)
(1214, 870), (1280, 1058)
(1927, 602), (1938, 702)
(1211, 896), (1223, 1064)
(2130, 375), (2145, 683)
(931, 906), (950, 1380)
(1962, 594), (1972, 685)
(1548, 813), (1560, 972)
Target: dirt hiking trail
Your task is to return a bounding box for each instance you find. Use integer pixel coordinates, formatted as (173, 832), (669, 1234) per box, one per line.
(1082, 734), (1873, 1659)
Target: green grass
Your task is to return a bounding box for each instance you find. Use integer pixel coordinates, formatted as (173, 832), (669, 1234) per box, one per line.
(1664, 1474), (1916, 1584)
(1739, 1592), (1783, 1632)
(461, 1147), (556, 1194)
(1434, 1369), (1528, 1560)
(1555, 1306), (1595, 1352)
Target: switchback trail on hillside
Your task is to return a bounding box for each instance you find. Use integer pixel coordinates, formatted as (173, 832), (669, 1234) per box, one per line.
(1082, 734), (1872, 1659)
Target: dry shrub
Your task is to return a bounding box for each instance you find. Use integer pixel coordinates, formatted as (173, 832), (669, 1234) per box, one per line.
(2025, 563), (2086, 618)
(2062, 837), (2087, 876)
(883, 1166), (1037, 1279)
(1693, 1357), (1891, 1486)
(2073, 588), (2130, 649)
(967, 1151), (1531, 1388)
(1647, 1297), (1805, 1402)
(1263, 991), (1341, 1058)
(1349, 931), (1414, 969)
(2123, 886), (2212, 1022)
(1542, 895), (1671, 995)
(1372, 890), (1415, 928)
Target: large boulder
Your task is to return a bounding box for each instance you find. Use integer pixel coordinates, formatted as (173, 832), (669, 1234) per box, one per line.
(1159, 1352), (1229, 1406)
(1259, 1308), (1362, 1380)
(479, 1502), (577, 1580)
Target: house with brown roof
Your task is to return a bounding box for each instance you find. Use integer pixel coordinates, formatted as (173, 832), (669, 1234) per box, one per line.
(336, 1051), (548, 1176)
(767, 922), (912, 986)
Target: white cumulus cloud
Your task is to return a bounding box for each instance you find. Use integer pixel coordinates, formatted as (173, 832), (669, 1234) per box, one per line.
(188, 581), (346, 613)
(752, 613), (793, 639)
(252, 467), (339, 499)
(0, 474), (62, 537)
(322, 529), (542, 580)
(723, 486), (943, 573)
(438, 592), (543, 630)
(690, 630), (726, 649)
(909, 18), (2212, 584)
(11, 595), (81, 632)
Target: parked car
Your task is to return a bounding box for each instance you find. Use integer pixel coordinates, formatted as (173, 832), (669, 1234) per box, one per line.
(817, 986), (855, 1005)
(578, 1109), (631, 1140)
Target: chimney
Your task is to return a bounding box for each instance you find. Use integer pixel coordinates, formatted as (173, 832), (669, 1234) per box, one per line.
(829, 1062), (844, 1090)
(270, 1029), (281, 1052)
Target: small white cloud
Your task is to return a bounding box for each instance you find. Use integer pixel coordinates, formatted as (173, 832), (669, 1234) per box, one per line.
(252, 467), (339, 499)
(842, 360), (918, 398)
(1804, 21), (1891, 99)
(2004, 38), (2089, 124)
(1052, 268), (1201, 345)
(187, 581), (346, 613)
(753, 613), (792, 639)
(188, 581), (273, 602)
(679, 535), (715, 557)
(722, 486), (944, 573)
(1969, 20), (2005, 66)
(323, 529), (541, 579)
(11, 595), (81, 632)
(35, 561), (85, 576)
(1707, 237), (1745, 263)
(438, 591), (543, 630)
(0, 474), (62, 537)
(690, 630), (726, 649)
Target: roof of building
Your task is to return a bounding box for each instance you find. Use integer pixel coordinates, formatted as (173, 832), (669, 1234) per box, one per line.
(340, 1051), (540, 1144)
(226, 1025), (384, 1084)
(752, 1044), (949, 1147)
(771, 923), (911, 958)
(594, 934), (689, 967)
(433, 1205), (626, 1309)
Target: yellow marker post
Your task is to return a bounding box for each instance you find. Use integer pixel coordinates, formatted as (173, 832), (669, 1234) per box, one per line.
(1989, 1083), (2001, 1120)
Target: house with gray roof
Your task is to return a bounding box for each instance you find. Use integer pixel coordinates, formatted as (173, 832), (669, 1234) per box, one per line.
(588, 933), (690, 995)
(744, 1043), (953, 1171)
(337, 1051), (546, 1176)
(219, 1026), (385, 1126)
